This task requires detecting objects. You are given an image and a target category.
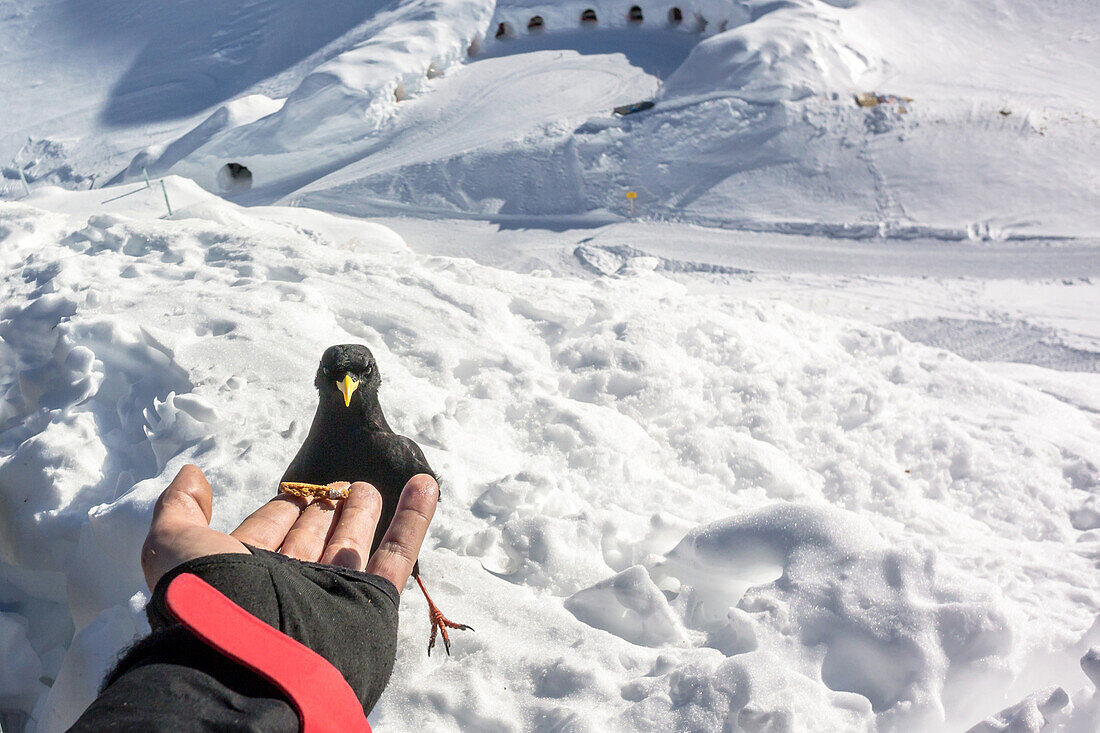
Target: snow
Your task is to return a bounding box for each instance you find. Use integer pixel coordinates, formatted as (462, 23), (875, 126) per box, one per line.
(2, 0), (1099, 730)
(564, 565), (689, 647)
(1, 187), (1098, 731)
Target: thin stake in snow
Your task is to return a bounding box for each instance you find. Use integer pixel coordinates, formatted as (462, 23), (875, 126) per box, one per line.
(626, 190), (637, 217)
(143, 167), (152, 189)
(161, 180), (173, 216)
(18, 166), (30, 196)
(100, 185), (147, 204)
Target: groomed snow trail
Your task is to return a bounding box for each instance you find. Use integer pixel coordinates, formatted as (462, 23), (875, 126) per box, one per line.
(2, 186), (1099, 731)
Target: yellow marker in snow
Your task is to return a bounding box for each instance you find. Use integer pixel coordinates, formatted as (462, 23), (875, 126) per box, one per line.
(626, 191), (637, 217)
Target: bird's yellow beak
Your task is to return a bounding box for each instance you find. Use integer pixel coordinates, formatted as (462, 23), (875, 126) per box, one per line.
(336, 374), (359, 407)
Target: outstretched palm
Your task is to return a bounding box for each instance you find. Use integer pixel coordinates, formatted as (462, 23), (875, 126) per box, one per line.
(140, 464), (439, 592)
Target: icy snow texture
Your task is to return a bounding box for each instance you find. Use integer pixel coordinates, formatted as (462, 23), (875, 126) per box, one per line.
(1, 187), (1098, 730)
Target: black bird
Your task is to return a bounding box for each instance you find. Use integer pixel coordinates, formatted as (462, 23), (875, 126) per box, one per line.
(281, 343), (471, 655)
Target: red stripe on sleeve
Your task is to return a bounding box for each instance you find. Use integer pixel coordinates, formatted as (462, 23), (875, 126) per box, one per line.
(165, 572), (372, 733)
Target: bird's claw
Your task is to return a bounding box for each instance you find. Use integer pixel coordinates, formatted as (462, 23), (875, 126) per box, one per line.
(427, 609), (473, 657)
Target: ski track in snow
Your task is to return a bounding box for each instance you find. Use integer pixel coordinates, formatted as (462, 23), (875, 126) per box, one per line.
(0, 186), (1099, 731)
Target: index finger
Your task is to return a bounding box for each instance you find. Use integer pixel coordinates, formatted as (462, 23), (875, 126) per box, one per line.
(365, 474), (439, 590)
(231, 492), (311, 551)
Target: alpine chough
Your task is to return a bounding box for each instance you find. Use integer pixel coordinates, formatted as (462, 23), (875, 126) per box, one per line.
(281, 343), (471, 655)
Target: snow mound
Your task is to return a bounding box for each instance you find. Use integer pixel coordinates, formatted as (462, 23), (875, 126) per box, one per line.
(624, 504), (1011, 726)
(110, 95), (285, 188)
(966, 658), (1100, 733)
(565, 565), (688, 647)
(137, 0), (497, 197)
(967, 686), (1071, 733)
(661, 1), (872, 103)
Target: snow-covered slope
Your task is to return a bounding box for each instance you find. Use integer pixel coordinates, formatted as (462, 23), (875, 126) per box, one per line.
(4, 0), (1097, 235)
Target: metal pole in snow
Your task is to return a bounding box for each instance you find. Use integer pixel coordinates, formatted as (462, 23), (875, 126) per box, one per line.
(160, 180), (173, 216)
(142, 167), (152, 189)
(17, 167), (31, 196)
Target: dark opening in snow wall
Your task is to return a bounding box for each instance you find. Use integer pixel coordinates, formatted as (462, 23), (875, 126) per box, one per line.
(473, 0), (747, 82)
(482, 0), (747, 39)
(217, 162), (253, 193)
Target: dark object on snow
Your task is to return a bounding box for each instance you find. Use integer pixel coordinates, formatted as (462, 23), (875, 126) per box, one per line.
(70, 549), (399, 731)
(495, 21), (513, 39)
(628, 5), (644, 23)
(528, 15), (544, 31)
(217, 162), (252, 193)
(668, 7), (683, 24)
(282, 344), (471, 655)
(581, 8), (598, 24)
(614, 100), (656, 116)
(855, 92), (913, 108)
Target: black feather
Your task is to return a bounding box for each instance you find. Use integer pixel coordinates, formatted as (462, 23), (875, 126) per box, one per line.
(282, 344), (436, 576)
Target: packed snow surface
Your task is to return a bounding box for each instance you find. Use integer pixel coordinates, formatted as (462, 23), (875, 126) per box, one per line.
(2, 0), (1099, 730)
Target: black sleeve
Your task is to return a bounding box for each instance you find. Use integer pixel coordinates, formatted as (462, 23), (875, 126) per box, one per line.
(69, 547), (400, 732)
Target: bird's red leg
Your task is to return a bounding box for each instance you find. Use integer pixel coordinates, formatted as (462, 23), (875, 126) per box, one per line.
(415, 575), (472, 656)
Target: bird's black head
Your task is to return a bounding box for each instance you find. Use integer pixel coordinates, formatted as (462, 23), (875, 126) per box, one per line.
(315, 344), (382, 408)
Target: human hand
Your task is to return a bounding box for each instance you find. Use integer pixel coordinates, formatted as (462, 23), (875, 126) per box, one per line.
(140, 464), (439, 591)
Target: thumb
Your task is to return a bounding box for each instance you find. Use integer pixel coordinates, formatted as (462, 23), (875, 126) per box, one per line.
(141, 465), (245, 590)
(150, 464), (215, 530)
